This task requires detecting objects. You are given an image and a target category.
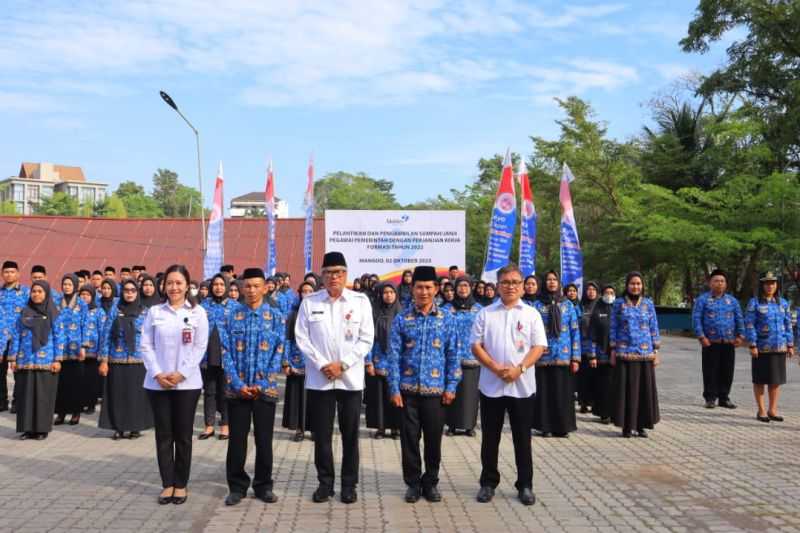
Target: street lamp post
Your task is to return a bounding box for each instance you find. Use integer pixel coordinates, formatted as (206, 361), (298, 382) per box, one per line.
(159, 90), (207, 252)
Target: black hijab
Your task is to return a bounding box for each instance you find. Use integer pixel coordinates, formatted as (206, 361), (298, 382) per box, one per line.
(286, 282), (315, 343)
(591, 284), (615, 355)
(624, 271), (644, 304)
(209, 273), (229, 304)
(59, 273), (81, 310)
(78, 283), (97, 310)
(99, 279), (117, 314)
(22, 280), (60, 351)
(451, 276), (476, 311)
(522, 275), (539, 304)
(580, 281), (600, 337)
(138, 274), (162, 308)
(373, 282), (401, 352)
(229, 279), (245, 304)
(111, 280), (145, 354)
(538, 270), (563, 338)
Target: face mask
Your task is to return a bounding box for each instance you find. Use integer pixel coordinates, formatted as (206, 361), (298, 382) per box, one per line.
(602, 294), (615, 304)
(190, 288), (199, 297)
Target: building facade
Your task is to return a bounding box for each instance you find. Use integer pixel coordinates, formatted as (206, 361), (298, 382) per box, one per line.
(229, 192), (289, 218)
(0, 163), (108, 215)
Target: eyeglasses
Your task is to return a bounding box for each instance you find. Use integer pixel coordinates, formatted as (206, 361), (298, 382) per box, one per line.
(498, 280), (523, 288)
(322, 269), (346, 278)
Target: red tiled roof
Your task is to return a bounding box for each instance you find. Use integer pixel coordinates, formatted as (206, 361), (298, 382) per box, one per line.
(18, 163), (86, 182)
(0, 215), (325, 284)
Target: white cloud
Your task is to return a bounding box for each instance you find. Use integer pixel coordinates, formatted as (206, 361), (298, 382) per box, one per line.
(1, 1), (642, 108)
(654, 63), (693, 81)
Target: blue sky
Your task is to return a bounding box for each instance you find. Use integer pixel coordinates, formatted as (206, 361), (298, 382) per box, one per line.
(0, 0), (732, 216)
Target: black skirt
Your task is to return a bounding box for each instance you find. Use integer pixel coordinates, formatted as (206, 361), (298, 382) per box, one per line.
(55, 360), (85, 415)
(365, 374), (401, 431)
(82, 359), (103, 408)
(532, 365), (577, 434)
(446, 365), (480, 430)
(16, 370), (59, 434)
(282, 374), (310, 431)
(591, 364), (614, 419)
(612, 360), (660, 432)
(576, 354), (595, 407)
(751, 352), (787, 385)
(99, 364), (154, 432)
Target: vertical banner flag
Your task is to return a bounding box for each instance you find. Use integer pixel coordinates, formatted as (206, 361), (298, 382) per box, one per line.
(481, 148), (517, 282)
(517, 159), (537, 277)
(265, 160), (277, 276)
(203, 161), (225, 280)
(303, 154), (314, 274)
(559, 163), (583, 295)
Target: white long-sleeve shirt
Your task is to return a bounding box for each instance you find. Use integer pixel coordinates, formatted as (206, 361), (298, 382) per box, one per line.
(140, 301), (209, 391)
(294, 288), (374, 391)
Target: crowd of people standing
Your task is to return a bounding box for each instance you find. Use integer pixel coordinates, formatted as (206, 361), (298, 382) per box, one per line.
(0, 257), (797, 507)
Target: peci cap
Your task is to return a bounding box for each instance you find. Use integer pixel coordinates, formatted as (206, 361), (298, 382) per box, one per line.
(322, 252), (347, 269)
(242, 267), (266, 280)
(412, 266), (437, 283)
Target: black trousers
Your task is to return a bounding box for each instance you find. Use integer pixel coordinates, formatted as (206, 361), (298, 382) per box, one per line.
(147, 389), (201, 489)
(400, 394), (446, 489)
(479, 393), (534, 491)
(701, 344), (735, 402)
(201, 366), (228, 426)
(307, 389), (361, 490)
(0, 340), (10, 405)
(226, 397), (276, 496)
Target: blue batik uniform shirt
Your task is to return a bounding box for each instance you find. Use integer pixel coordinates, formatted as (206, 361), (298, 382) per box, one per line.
(610, 297), (661, 361)
(692, 292), (744, 343)
(744, 297), (794, 353)
(532, 300), (580, 365)
(200, 298), (237, 366)
(0, 284), (29, 352)
(99, 303), (147, 363)
(11, 313), (66, 369)
(387, 303), (461, 397)
(222, 301), (284, 400)
(57, 298), (87, 360)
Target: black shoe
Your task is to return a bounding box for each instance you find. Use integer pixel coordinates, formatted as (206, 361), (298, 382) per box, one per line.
(19, 432), (31, 440)
(69, 414), (80, 425)
(198, 430), (215, 440)
(255, 490), (278, 504)
(312, 485), (334, 503)
(553, 432), (569, 438)
(172, 495), (187, 505)
(768, 414), (784, 422)
(340, 486), (357, 504)
(404, 486), (421, 503)
(637, 429), (648, 438)
(476, 486), (494, 503)
(112, 431), (123, 440)
(158, 495), (173, 505)
(464, 429), (476, 437)
(579, 405), (589, 414)
(539, 432), (551, 438)
(390, 430), (400, 440)
(718, 399), (737, 409)
(704, 400), (716, 409)
(445, 428), (455, 436)
(622, 430), (632, 438)
(423, 486), (441, 503)
(600, 417), (611, 425)
(225, 493), (244, 506)
(129, 431), (141, 439)
(756, 414), (771, 423)
(292, 431), (304, 442)
(35, 433), (47, 440)
(54, 415), (66, 426)
(518, 488), (536, 506)
(218, 433), (229, 441)
(373, 430), (385, 440)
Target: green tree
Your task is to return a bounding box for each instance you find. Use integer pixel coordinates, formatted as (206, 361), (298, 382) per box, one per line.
(314, 172), (400, 215)
(152, 168), (181, 216)
(34, 192), (79, 216)
(121, 193), (164, 218)
(0, 201), (16, 215)
(116, 181), (146, 198)
(94, 194), (128, 218)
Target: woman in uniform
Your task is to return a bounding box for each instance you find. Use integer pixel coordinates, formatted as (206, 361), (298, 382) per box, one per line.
(54, 274), (87, 426)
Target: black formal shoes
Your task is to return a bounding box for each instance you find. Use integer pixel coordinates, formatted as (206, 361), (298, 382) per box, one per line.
(128, 431), (141, 439)
(255, 490), (278, 504)
(423, 486), (441, 503)
(756, 414), (771, 423)
(718, 399), (737, 409)
(340, 486), (357, 504)
(198, 430), (215, 440)
(636, 429), (648, 438)
(312, 485), (334, 503)
(68, 414), (80, 425)
(111, 431), (123, 440)
(404, 486), (421, 503)
(704, 400), (716, 409)
(53, 415), (66, 425)
(292, 431), (304, 442)
(225, 493), (244, 506)
(464, 429), (476, 437)
(476, 486), (494, 503)
(518, 488), (536, 506)
(172, 492), (187, 505)
(768, 414), (784, 422)
(158, 494), (173, 505)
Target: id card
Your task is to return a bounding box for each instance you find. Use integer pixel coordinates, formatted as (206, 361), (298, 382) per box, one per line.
(182, 327), (193, 345)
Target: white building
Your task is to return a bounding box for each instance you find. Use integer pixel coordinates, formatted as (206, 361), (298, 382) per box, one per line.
(0, 162), (108, 215)
(229, 192), (289, 218)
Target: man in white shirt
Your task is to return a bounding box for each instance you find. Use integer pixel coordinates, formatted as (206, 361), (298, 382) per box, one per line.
(470, 264), (547, 506)
(294, 252), (374, 504)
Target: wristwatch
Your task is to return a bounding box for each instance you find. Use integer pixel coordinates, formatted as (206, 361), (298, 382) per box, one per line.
(341, 362), (350, 371)
(518, 364), (526, 374)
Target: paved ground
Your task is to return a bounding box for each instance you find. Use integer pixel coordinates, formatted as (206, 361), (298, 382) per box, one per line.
(0, 335), (799, 532)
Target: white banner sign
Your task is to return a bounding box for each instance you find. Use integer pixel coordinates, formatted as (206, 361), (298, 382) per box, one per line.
(325, 210), (465, 280)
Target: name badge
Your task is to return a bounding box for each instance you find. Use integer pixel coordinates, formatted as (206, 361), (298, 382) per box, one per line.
(345, 329), (354, 342)
(182, 327), (193, 345)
